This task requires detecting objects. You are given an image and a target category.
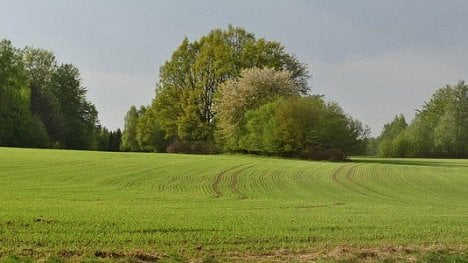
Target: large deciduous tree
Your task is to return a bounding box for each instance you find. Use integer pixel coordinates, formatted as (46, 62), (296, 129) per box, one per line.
(151, 26), (309, 147)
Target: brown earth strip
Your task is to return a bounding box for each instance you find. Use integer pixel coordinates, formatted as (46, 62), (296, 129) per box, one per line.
(331, 164), (371, 196)
(94, 250), (161, 262)
(2, 244), (466, 262)
(229, 164), (257, 199)
(225, 244), (468, 262)
(212, 164), (249, 198)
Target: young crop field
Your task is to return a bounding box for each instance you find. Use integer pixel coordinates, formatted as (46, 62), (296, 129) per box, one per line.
(0, 148), (467, 262)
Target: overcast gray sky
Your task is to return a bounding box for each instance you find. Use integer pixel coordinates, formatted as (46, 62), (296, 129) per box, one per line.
(1, 0), (467, 135)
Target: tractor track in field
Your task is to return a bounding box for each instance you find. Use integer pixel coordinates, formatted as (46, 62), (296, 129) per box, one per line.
(229, 164), (257, 199)
(212, 164), (244, 198)
(155, 175), (178, 191)
(212, 164), (253, 198)
(345, 165), (386, 196)
(331, 164), (371, 196)
(330, 165), (348, 188)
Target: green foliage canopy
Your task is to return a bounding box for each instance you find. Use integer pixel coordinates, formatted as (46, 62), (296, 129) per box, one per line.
(0, 39), (100, 150)
(152, 26), (309, 144)
(0, 40), (32, 147)
(243, 96), (368, 160)
(126, 26), (368, 159)
(215, 67), (300, 150)
(121, 106), (144, 151)
(377, 81), (468, 158)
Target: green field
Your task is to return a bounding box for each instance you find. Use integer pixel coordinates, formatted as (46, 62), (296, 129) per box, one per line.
(0, 148), (467, 262)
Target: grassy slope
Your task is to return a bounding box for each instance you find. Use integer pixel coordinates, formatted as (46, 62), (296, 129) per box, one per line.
(0, 148), (467, 261)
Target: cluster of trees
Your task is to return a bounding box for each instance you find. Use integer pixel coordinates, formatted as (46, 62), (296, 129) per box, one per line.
(0, 39), (120, 150)
(376, 81), (468, 158)
(6, 27), (464, 160)
(121, 26), (368, 160)
(7, 27), (464, 160)
(215, 68), (368, 159)
(96, 128), (122, 152)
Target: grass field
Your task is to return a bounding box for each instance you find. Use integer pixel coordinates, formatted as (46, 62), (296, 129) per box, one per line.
(0, 148), (467, 262)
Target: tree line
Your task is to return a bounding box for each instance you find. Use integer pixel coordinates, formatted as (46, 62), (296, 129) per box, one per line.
(374, 81), (468, 158)
(0, 39), (121, 151)
(120, 26), (368, 160)
(5, 26), (463, 160)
